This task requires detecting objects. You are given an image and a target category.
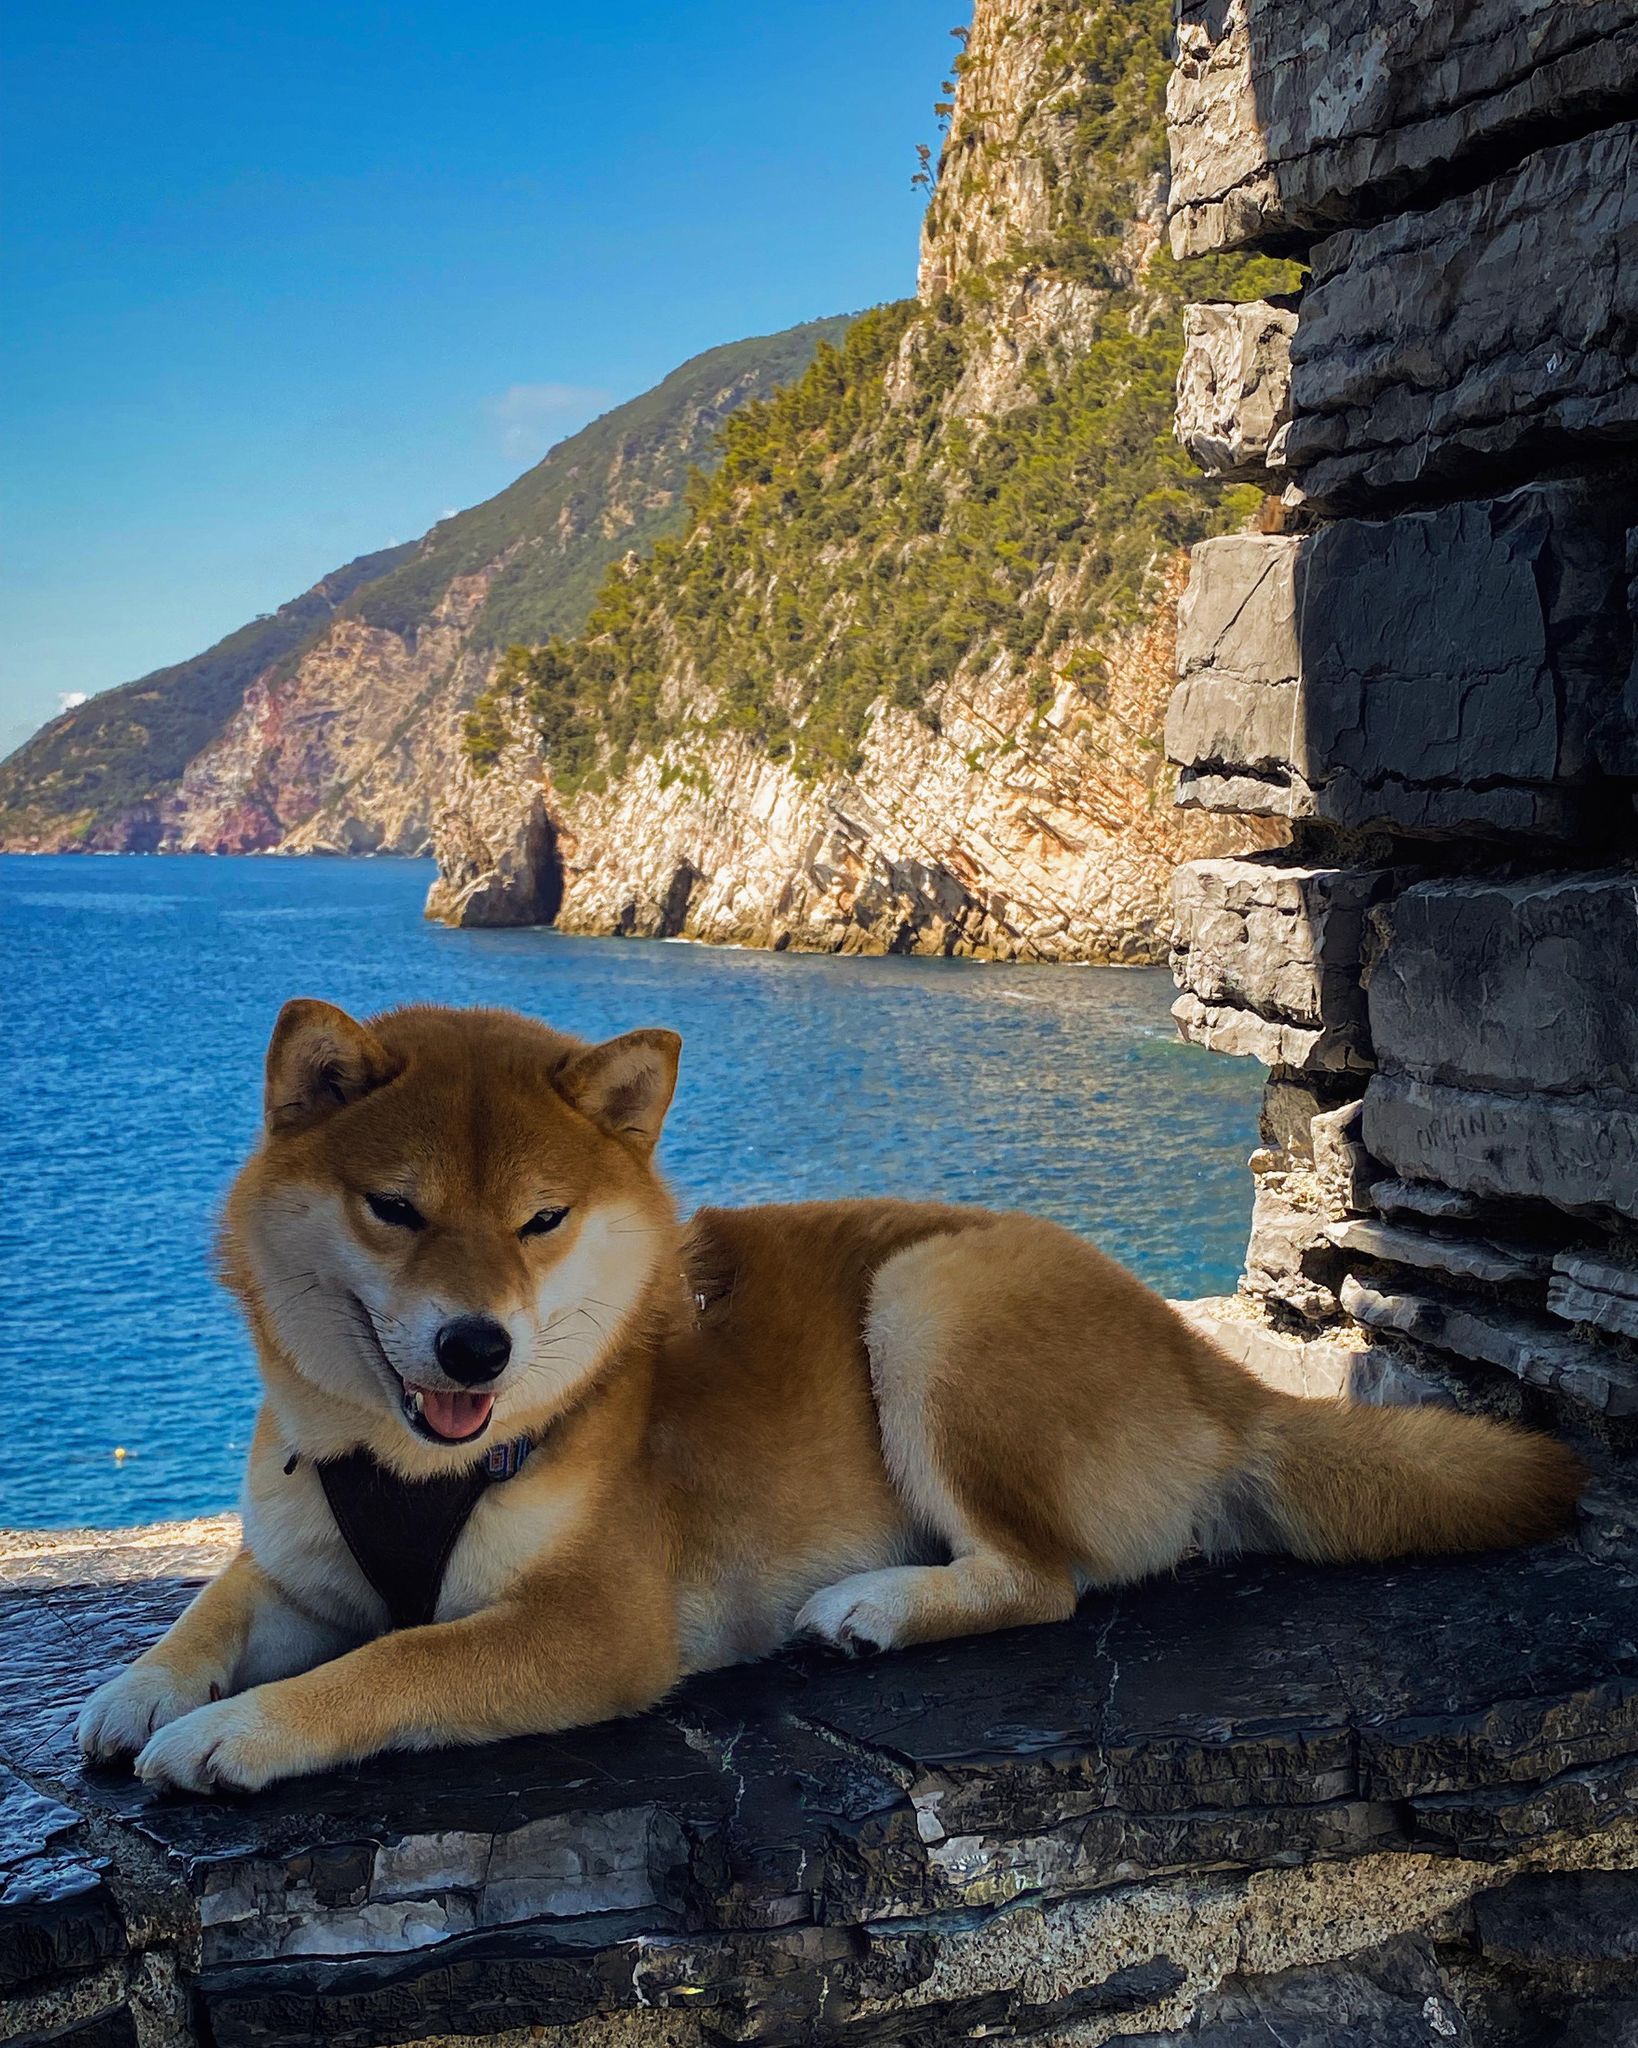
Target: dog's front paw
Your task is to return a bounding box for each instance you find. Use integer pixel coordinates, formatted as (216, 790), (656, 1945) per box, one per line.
(134, 1694), (310, 1796)
(78, 1663), (220, 1764)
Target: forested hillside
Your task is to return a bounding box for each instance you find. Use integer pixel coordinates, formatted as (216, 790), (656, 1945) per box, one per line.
(0, 320), (850, 853)
(439, 0), (1295, 959)
(0, 544), (411, 852)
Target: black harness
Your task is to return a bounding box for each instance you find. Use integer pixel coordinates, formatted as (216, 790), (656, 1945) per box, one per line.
(304, 1434), (536, 1631)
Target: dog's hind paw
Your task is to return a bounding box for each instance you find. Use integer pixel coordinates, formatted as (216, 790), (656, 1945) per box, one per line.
(77, 1665), (220, 1764)
(794, 1572), (912, 1657)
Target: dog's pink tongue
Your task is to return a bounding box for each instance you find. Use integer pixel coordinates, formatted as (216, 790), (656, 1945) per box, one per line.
(419, 1389), (495, 1441)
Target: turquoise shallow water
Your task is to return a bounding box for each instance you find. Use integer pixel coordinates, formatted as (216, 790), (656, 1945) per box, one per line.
(0, 854), (1261, 1529)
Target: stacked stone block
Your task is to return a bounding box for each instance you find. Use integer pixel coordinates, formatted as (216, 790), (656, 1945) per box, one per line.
(1167, 2), (1638, 1512)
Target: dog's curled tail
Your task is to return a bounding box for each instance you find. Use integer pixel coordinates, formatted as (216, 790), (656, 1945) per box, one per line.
(1248, 1391), (1586, 1562)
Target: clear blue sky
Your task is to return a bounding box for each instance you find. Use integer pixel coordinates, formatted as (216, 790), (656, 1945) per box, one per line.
(1, 1), (954, 751)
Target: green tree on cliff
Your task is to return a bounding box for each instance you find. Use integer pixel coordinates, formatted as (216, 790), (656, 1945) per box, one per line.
(468, 0), (1298, 796)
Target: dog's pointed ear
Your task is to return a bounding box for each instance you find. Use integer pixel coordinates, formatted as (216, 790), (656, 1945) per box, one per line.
(556, 1028), (681, 1155)
(264, 999), (400, 1134)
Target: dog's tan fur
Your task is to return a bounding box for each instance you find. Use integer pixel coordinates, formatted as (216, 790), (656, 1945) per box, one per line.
(78, 1001), (1587, 1793)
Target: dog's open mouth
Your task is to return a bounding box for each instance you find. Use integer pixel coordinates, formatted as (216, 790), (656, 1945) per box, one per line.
(401, 1384), (496, 1445)
(350, 1297), (500, 1447)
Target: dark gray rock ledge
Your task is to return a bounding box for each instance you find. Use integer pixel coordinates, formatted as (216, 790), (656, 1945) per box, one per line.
(7, 1524), (1638, 2046)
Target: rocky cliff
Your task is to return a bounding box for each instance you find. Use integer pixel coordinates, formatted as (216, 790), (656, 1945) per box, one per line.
(0, 321), (850, 856)
(430, 554), (1269, 960)
(0, 543), (413, 852)
(1164, 0), (1638, 1414)
(430, 0), (1289, 961)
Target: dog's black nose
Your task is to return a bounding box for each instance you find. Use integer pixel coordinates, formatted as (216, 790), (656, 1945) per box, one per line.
(435, 1315), (512, 1384)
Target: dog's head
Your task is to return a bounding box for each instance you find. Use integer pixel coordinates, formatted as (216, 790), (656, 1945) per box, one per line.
(225, 999), (680, 1464)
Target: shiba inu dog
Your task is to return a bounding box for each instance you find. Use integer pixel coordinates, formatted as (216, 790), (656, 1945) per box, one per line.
(78, 1000), (1585, 1794)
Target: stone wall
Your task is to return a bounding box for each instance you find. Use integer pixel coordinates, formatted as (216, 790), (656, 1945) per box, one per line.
(1167, 3), (1638, 2019)
(1168, 0), (1638, 1389)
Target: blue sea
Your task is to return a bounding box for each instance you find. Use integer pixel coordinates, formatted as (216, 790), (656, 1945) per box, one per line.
(0, 854), (1261, 1529)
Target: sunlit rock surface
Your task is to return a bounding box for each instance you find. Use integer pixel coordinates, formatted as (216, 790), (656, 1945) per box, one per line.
(1174, 300), (1295, 483)
(428, 564), (1269, 963)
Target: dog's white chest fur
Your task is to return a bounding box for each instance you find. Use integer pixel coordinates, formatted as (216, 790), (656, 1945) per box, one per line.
(242, 1459), (385, 1633)
(433, 1472), (587, 1621)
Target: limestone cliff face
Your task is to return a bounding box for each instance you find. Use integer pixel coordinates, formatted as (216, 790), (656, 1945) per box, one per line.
(426, 738), (567, 927)
(431, 0), (1281, 959)
(430, 559), (1266, 959)
(914, 1), (1172, 423)
(572, 581), (1265, 959)
(918, 1), (1164, 298)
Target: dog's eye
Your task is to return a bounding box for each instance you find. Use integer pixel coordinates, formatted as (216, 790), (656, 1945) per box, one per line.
(365, 1193), (425, 1231)
(520, 1207), (569, 1239)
